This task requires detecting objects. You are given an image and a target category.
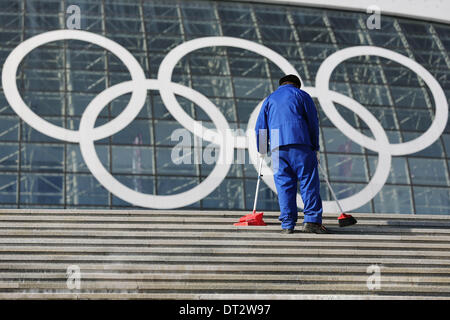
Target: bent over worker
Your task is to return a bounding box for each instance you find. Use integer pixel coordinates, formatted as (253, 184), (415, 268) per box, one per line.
(255, 74), (328, 234)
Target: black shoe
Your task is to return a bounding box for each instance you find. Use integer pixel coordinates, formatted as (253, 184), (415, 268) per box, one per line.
(302, 223), (329, 234)
(281, 228), (294, 234)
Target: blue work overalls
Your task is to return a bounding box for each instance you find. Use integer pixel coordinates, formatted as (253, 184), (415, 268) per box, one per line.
(255, 84), (323, 229)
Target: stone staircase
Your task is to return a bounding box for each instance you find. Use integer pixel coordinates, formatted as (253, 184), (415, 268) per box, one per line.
(0, 209), (450, 299)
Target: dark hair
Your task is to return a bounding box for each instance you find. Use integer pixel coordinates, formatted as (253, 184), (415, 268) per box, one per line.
(279, 74), (301, 88)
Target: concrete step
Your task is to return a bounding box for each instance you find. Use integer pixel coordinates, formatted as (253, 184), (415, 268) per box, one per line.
(1, 237), (449, 249)
(1, 223), (450, 237)
(1, 263), (449, 275)
(1, 254), (450, 266)
(1, 281), (450, 295)
(1, 272), (450, 285)
(0, 293), (448, 300)
(1, 214), (449, 228)
(2, 229), (450, 243)
(1, 246), (450, 259)
(1, 209), (448, 221)
(0, 209), (449, 299)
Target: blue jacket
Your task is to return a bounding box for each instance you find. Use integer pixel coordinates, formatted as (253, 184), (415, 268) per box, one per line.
(255, 84), (320, 153)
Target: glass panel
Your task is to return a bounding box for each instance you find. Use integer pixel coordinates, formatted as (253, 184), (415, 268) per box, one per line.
(105, 18), (142, 34)
(236, 99), (260, 124)
(188, 55), (229, 76)
(260, 27), (295, 41)
(157, 175), (200, 196)
(20, 173), (63, 205)
(192, 76), (234, 98)
(154, 120), (193, 146)
(0, 30), (21, 45)
(229, 57), (268, 78)
(368, 156), (410, 184)
(146, 19), (182, 35)
(291, 12), (326, 27)
(147, 35), (184, 53)
(112, 145), (154, 174)
(65, 117), (109, 144)
(327, 154), (368, 183)
(67, 144), (109, 173)
(414, 187), (450, 215)
(195, 97), (237, 122)
(66, 49), (106, 71)
(22, 118), (64, 143)
(443, 134), (450, 157)
(202, 178), (245, 209)
(155, 146), (199, 176)
(66, 92), (99, 116)
(21, 143), (64, 172)
(254, 10), (288, 26)
(21, 69), (65, 92)
(0, 173), (17, 203)
(329, 182), (373, 213)
(0, 117), (19, 141)
(66, 174), (109, 206)
(390, 86), (428, 108)
(359, 106), (399, 131)
(402, 132), (444, 158)
(26, 0), (62, 14)
(25, 14), (62, 30)
(111, 119), (153, 145)
(297, 28), (333, 43)
(333, 30), (369, 45)
(408, 158), (448, 186)
(23, 91), (65, 117)
(104, 2), (140, 17)
(245, 179), (279, 211)
(142, 3), (179, 19)
(302, 43), (337, 61)
(0, 0), (21, 13)
(112, 175), (155, 205)
(222, 24), (257, 39)
(396, 109), (433, 131)
(0, 143), (18, 171)
(232, 77), (272, 99)
(217, 7), (252, 23)
(68, 70), (107, 93)
(373, 185), (414, 214)
(183, 21), (220, 36)
(22, 47), (64, 70)
(350, 84), (391, 106)
(322, 127), (364, 153)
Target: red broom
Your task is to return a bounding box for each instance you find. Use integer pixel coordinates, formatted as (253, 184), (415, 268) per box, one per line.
(234, 155), (267, 226)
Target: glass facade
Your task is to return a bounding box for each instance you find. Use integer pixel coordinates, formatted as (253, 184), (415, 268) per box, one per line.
(0, 0), (449, 214)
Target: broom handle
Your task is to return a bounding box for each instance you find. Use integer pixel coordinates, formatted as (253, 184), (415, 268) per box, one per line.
(318, 163), (344, 214)
(252, 155), (264, 213)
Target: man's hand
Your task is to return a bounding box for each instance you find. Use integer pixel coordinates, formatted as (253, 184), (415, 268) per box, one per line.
(316, 151), (320, 164)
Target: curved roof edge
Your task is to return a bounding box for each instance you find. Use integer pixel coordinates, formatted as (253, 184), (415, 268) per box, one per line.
(229, 0), (450, 25)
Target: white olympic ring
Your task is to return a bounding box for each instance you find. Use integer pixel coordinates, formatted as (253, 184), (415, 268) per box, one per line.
(1, 30), (448, 212)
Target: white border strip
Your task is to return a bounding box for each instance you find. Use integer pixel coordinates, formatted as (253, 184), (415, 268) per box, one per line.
(228, 0), (450, 25)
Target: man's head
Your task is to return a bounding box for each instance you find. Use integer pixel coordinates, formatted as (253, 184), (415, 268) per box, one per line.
(279, 74), (301, 89)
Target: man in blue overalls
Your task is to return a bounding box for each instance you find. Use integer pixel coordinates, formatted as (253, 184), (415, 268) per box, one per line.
(255, 74), (328, 234)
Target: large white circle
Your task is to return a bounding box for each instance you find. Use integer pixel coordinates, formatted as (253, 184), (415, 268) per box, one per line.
(79, 79), (233, 209)
(247, 87), (392, 213)
(315, 46), (448, 155)
(1, 30), (147, 143)
(157, 36), (301, 149)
